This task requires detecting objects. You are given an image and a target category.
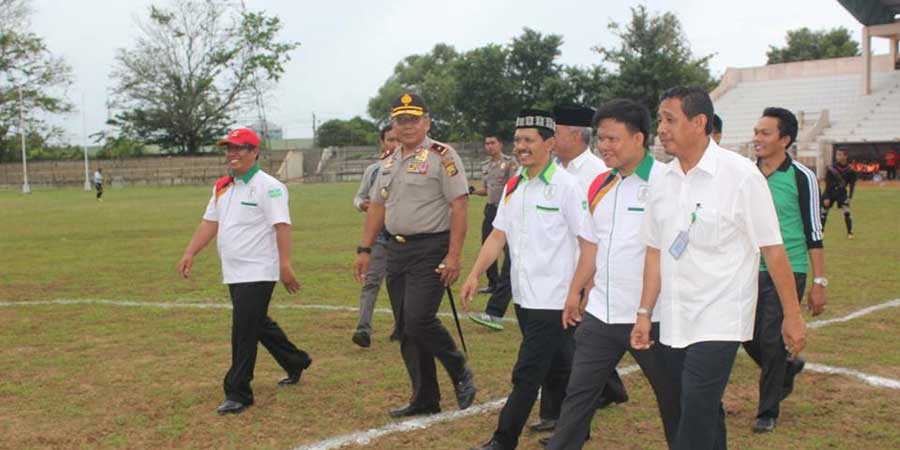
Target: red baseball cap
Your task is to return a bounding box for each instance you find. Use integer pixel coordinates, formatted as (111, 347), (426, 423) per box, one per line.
(217, 128), (260, 148)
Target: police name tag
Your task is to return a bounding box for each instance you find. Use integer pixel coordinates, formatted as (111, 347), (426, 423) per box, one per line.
(668, 230), (689, 259)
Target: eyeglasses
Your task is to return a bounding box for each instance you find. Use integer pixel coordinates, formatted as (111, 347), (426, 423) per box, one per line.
(224, 145), (253, 153)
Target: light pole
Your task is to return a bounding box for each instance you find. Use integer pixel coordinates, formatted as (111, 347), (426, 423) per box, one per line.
(18, 87), (30, 194)
(82, 93), (91, 191)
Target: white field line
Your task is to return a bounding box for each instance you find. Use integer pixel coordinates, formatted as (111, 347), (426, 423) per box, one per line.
(0, 298), (521, 322)
(804, 363), (900, 390)
(2, 297), (899, 450)
(289, 365), (642, 450)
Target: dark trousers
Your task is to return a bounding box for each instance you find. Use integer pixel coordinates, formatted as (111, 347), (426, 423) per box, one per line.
(547, 315), (680, 450)
(821, 193), (852, 234)
(483, 203), (513, 318)
(663, 340), (740, 450)
(492, 306), (574, 449)
(224, 281), (310, 405)
(887, 166), (897, 180)
(95, 182), (103, 199)
(386, 233), (467, 407)
(742, 271), (807, 419)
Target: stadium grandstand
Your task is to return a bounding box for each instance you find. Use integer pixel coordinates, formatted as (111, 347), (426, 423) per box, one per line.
(710, 0), (900, 178)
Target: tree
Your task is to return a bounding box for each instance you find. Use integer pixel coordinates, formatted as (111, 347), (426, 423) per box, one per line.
(766, 27), (860, 64)
(110, 0), (298, 154)
(451, 44), (517, 141)
(366, 44), (461, 141)
(596, 5), (716, 124)
(507, 28), (564, 110)
(316, 116), (378, 147)
(0, 0), (73, 162)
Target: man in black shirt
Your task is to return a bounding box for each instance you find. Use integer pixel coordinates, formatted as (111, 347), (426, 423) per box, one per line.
(821, 149), (857, 239)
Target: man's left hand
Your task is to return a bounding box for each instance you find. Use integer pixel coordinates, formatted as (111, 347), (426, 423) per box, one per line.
(280, 265), (301, 294)
(807, 283), (826, 316)
(436, 255), (461, 286)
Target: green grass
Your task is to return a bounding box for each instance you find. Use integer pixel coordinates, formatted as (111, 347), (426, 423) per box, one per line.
(0, 182), (897, 450)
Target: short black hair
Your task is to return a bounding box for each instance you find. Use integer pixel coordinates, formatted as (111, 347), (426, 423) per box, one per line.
(761, 107), (798, 148)
(379, 124), (393, 142)
(659, 86), (715, 135)
(592, 98), (652, 149)
(712, 114), (723, 134)
(484, 134), (502, 143)
(537, 128), (554, 141)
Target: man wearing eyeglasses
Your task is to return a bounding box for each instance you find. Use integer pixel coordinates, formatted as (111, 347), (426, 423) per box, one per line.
(177, 127), (312, 416)
(354, 93), (476, 418)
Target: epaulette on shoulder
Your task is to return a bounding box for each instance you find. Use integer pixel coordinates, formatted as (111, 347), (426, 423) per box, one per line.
(429, 142), (449, 157)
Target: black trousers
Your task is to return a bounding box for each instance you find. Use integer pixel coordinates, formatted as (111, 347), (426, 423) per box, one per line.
(95, 182), (103, 199)
(742, 271), (807, 419)
(547, 314), (680, 450)
(492, 306), (574, 449)
(482, 203), (513, 318)
(663, 341), (740, 450)
(224, 281), (310, 405)
(386, 233), (467, 407)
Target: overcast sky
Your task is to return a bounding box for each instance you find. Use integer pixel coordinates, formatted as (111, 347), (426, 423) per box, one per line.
(30, 0), (889, 142)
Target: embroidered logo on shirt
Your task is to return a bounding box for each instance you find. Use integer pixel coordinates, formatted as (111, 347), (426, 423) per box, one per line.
(267, 188), (283, 198)
(637, 184), (651, 203)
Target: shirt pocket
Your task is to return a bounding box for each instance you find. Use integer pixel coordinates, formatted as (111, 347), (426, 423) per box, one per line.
(690, 207), (721, 251)
(535, 204), (564, 229)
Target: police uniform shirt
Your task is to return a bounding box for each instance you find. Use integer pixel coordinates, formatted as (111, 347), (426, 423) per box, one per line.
(492, 161), (589, 310)
(579, 152), (665, 324)
(640, 140), (783, 348)
(370, 137), (469, 235)
(203, 164), (291, 284)
(561, 148), (608, 192)
(481, 154), (518, 205)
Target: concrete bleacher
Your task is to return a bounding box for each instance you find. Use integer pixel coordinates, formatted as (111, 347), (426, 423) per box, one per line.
(712, 54), (900, 175)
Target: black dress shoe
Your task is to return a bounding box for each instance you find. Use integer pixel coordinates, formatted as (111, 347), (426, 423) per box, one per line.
(752, 417), (776, 433)
(278, 357), (313, 386)
(528, 418), (557, 433)
(455, 368), (477, 410)
(352, 330), (371, 348)
(470, 438), (504, 450)
(539, 433), (589, 447)
(782, 357), (805, 400)
(216, 400), (249, 415)
(388, 403), (441, 418)
(596, 390), (629, 409)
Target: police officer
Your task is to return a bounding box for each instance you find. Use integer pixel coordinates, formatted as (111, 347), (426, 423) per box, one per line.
(469, 134), (517, 331)
(354, 93), (476, 418)
(351, 124), (399, 348)
(177, 127), (312, 415)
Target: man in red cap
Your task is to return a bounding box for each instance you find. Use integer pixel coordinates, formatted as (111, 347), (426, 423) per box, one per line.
(177, 127), (312, 415)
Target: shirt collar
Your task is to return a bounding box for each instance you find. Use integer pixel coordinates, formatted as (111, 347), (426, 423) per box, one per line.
(520, 159), (557, 185)
(564, 147), (592, 169)
(230, 163), (260, 183)
(627, 150), (654, 181)
(755, 152), (792, 176)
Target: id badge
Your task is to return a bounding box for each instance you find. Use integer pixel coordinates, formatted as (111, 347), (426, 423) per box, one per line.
(668, 230), (690, 259)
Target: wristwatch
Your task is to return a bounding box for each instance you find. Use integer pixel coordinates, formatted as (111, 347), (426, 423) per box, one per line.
(636, 307), (652, 317)
(813, 277), (829, 288)
(356, 246), (372, 255)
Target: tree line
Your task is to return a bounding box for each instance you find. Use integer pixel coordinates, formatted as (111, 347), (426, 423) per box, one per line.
(0, 0), (862, 159)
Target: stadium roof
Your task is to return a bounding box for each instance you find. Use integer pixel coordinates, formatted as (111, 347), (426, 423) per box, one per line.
(838, 0), (900, 26)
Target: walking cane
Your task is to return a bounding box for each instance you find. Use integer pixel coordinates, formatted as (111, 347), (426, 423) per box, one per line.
(445, 286), (468, 355)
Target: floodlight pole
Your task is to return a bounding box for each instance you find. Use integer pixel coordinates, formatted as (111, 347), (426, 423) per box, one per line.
(18, 87), (31, 194)
(82, 93), (91, 191)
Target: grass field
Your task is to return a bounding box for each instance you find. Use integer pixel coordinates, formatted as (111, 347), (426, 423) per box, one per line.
(0, 181), (898, 450)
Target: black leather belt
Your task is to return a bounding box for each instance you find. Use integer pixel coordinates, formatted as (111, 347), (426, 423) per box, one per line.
(390, 230), (449, 244)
